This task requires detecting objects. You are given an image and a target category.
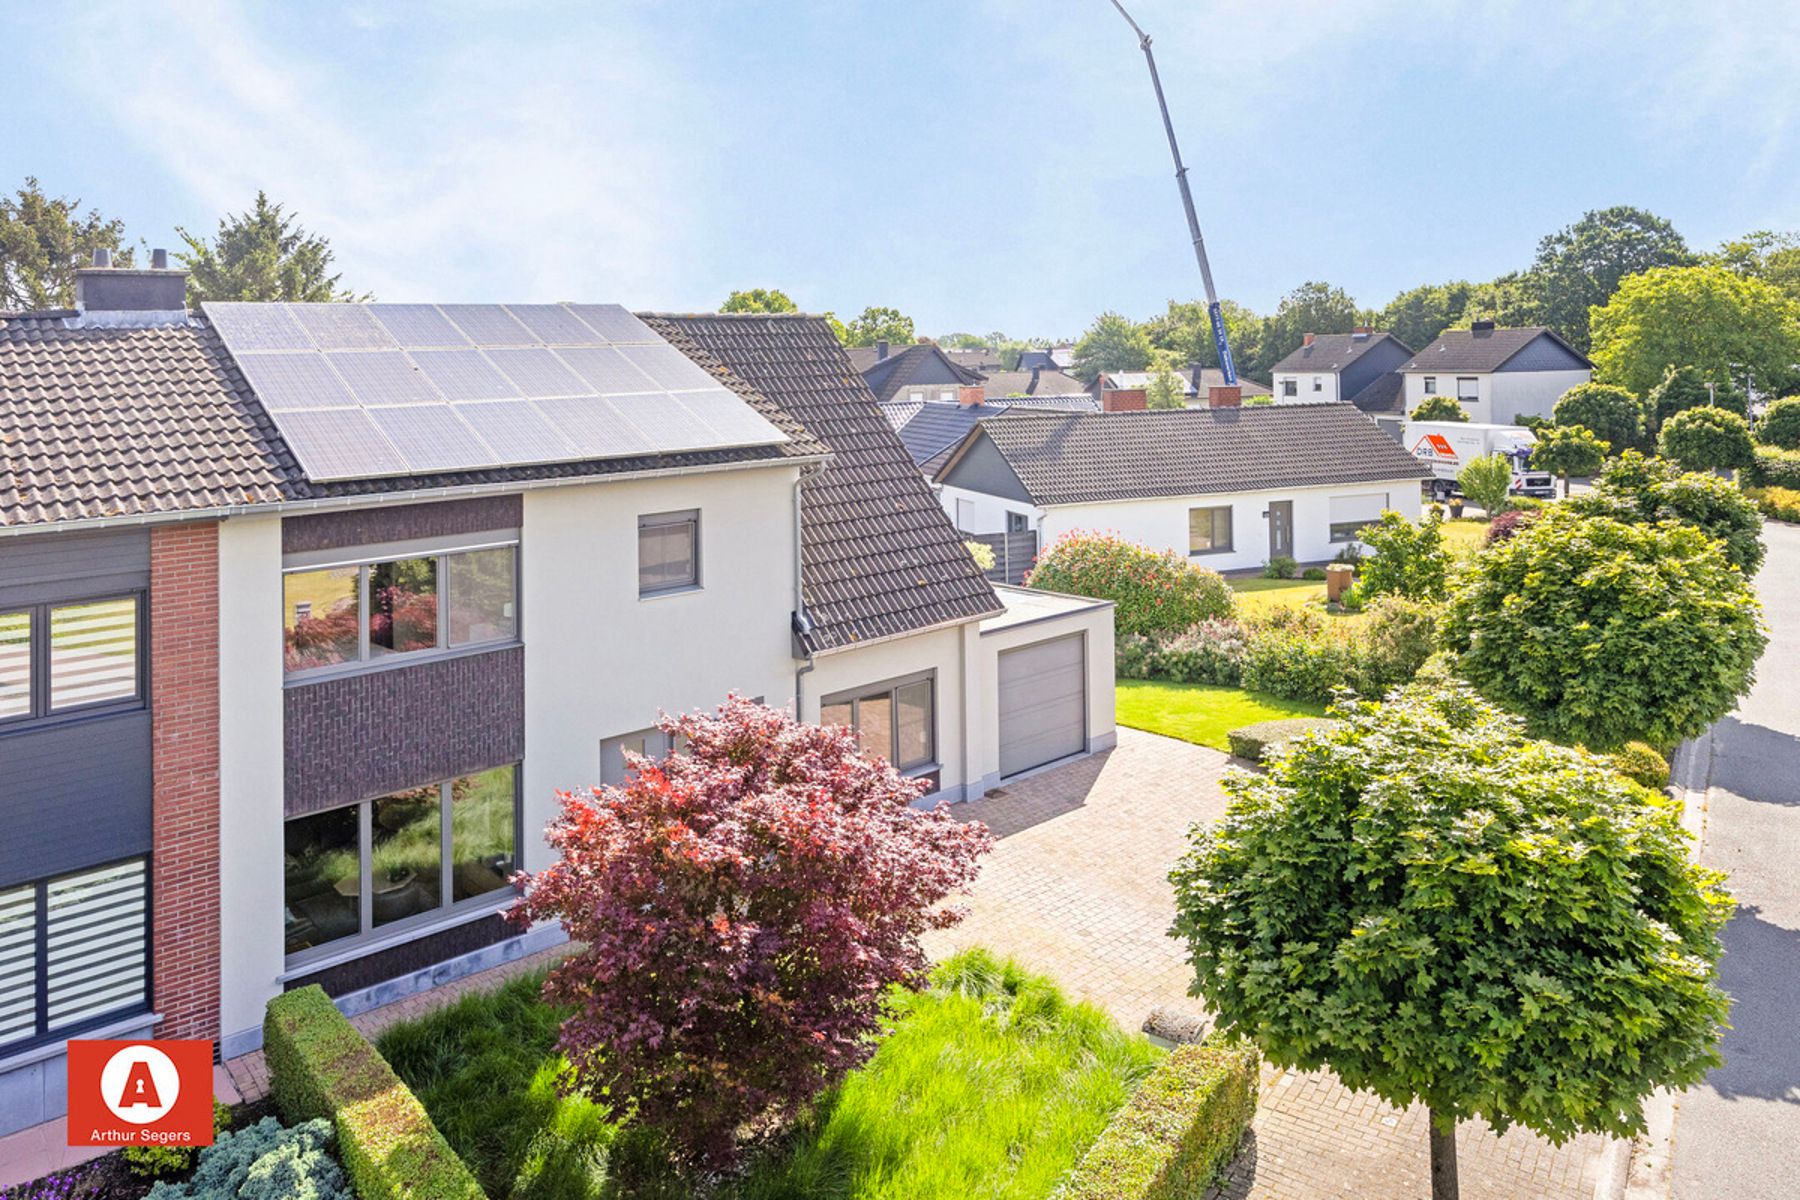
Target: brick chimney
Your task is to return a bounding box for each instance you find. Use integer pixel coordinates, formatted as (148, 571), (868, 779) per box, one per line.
(1208, 385), (1243, 408)
(958, 384), (986, 407)
(74, 247), (187, 324)
(1101, 387), (1148, 412)
(1302, 332), (1315, 347)
(1188, 361), (1203, 392)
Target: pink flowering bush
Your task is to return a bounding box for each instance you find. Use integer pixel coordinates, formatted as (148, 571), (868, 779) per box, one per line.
(507, 696), (992, 1171)
(1026, 531), (1233, 637)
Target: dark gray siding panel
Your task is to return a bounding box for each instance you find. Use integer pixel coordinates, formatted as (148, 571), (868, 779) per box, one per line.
(284, 647), (525, 816)
(0, 712), (152, 889)
(0, 528), (149, 609)
(282, 496), (523, 555)
(1338, 340), (1414, 401)
(892, 359), (966, 389)
(1498, 335), (1590, 372)
(938, 434), (1034, 504)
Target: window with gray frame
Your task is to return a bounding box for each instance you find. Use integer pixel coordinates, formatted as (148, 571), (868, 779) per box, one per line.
(820, 675), (935, 772)
(638, 510), (700, 596)
(599, 726), (690, 785)
(0, 595), (143, 724)
(282, 540), (517, 676)
(1006, 511), (1029, 534)
(1457, 377), (1479, 401)
(0, 857), (150, 1056)
(1423, 376), (1437, 394)
(1188, 506), (1233, 555)
(282, 764), (519, 959)
(1281, 378), (1297, 397)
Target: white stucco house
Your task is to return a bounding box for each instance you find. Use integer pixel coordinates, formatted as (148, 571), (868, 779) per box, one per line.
(1399, 321), (1593, 426)
(932, 403), (1430, 573)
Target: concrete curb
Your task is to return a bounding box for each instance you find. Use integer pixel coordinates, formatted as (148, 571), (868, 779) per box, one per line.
(1617, 728), (1716, 1200)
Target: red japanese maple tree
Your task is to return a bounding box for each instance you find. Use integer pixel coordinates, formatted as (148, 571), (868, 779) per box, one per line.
(508, 696), (992, 1169)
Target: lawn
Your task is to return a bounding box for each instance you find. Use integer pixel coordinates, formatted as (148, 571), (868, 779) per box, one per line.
(1441, 517), (1488, 559)
(1116, 679), (1327, 752)
(1227, 575), (1325, 615)
(377, 950), (1162, 1200)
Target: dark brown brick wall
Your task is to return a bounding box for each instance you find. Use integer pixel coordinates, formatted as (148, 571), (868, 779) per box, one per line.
(284, 647), (525, 817)
(281, 495), (522, 555)
(149, 522), (222, 1047)
(284, 912), (520, 998)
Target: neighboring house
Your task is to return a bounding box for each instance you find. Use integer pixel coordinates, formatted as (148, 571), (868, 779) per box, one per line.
(0, 261), (1114, 1134)
(944, 347), (1003, 373)
(1399, 321), (1593, 425)
(979, 365), (1092, 402)
(1093, 365), (1272, 403)
(893, 400), (1019, 474)
(1269, 330), (1416, 440)
(851, 340), (984, 404)
(933, 404), (1429, 573)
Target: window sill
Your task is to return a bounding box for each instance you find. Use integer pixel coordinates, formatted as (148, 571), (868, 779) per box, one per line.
(284, 640), (520, 688)
(0, 699), (147, 737)
(1188, 549), (1234, 557)
(638, 584), (703, 602)
(280, 891), (517, 979)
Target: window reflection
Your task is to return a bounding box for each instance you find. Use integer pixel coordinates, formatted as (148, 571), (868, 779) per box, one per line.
(369, 558), (438, 656)
(284, 567), (360, 671)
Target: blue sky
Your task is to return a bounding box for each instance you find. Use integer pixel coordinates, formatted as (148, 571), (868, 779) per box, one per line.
(7, 1), (1798, 338)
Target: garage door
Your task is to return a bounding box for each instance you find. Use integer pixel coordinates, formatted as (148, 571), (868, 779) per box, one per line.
(998, 634), (1087, 778)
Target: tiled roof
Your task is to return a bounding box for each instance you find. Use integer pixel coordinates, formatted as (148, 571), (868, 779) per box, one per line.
(878, 397), (923, 432)
(1270, 331), (1410, 374)
(1099, 368), (1272, 396)
(979, 367), (1091, 400)
(645, 314), (1002, 654)
(0, 309), (823, 529)
(998, 393), (1100, 412)
(857, 343), (982, 402)
(896, 401), (1013, 468)
(939, 403), (1429, 506)
(1400, 326), (1591, 373)
(1346, 371), (1404, 415)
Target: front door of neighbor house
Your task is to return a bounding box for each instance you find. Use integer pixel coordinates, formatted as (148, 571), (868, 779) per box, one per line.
(1267, 500), (1293, 560)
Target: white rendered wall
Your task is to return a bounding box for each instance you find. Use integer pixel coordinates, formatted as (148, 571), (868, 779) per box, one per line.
(1271, 371), (1339, 404)
(937, 484), (1040, 537)
(1490, 368), (1591, 425)
(800, 625), (968, 796)
(1404, 371), (1493, 423)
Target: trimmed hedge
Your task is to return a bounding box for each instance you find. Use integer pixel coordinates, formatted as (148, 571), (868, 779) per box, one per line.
(264, 986), (485, 1200)
(1055, 1038), (1258, 1200)
(1607, 741), (1671, 791)
(1748, 445), (1800, 489)
(1227, 717), (1336, 762)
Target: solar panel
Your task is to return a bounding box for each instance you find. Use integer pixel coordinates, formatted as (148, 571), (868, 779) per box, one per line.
(272, 409), (408, 480)
(204, 303), (312, 350)
(440, 305), (535, 346)
(369, 304), (470, 347)
(454, 400), (579, 464)
(233, 352), (356, 410)
(325, 351), (442, 405)
(367, 405), (494, 473)
(485, 347), (593, 398)
(411, 349), (522, 402)
(535, 397), (655, 459)
(287, 304), (395, 350)
(505, 304), (607, 346)
(554, 346), (657, 395)
(210, 302), (789, 483)
(619, 343), (719, 391)
(567, 304), (658, 343)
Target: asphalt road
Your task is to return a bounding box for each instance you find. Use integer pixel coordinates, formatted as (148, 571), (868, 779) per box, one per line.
(1670, 520), (1800, 1200)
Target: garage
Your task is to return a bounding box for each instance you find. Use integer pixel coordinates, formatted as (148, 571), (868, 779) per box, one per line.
(997, 633), (1087, 778)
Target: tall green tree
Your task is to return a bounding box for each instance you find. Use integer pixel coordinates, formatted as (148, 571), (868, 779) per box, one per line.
(1144, 297), (1269, 378)
(842, 305), (915, 347)
(1145, 361), (1185, 410)
(1529, 206), (1692, 350)
(1589, 265), (1800, 397)
(1171, 681), (1731, 1200)
(176, 192), (365, 305)
(1457, 272), (1544, 329)
(1377, 280), (1473, 350)
(1708, 229), (1800, 304)
(1070, 311), (1153, 384)
(1645, 365), (1748, 440)
(0, 177), (135, 309)
(1262, 281), (1361, 374)
(720, 287), (797, 313)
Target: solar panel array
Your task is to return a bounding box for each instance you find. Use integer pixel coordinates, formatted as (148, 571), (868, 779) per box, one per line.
(204, 302), (790, 482)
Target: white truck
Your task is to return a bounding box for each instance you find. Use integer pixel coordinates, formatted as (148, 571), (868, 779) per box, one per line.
(1404, 420), (1557, 503)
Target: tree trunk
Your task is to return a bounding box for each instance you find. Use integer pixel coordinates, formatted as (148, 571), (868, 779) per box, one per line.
(1429, 1110), (1460, 1200)
(1561, 473), (1571, 498)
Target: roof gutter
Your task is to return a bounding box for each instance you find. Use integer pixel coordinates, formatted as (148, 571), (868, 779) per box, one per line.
(808, 604), (1006, 659)
(0, 451), (830, 541)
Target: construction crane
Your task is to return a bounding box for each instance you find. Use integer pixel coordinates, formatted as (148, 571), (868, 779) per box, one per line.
(1108, 0), (1237, 386)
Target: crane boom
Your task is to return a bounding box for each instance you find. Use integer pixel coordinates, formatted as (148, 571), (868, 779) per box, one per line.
(1108, 0), (1237, 386)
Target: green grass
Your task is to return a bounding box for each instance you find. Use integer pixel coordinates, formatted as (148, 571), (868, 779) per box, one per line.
(1227, 576), (1326, 616)
(378, 951), (1162, 1200)
(1116, 679), (1328, 752)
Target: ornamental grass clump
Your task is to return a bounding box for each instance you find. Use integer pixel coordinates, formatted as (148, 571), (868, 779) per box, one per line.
(1026, 531), (1233, 637)
(1171, 681), (1733, 1200)
(508, 696), (993, 1172)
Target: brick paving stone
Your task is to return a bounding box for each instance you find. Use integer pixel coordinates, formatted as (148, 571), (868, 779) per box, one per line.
(926, 729), (1619, 1200)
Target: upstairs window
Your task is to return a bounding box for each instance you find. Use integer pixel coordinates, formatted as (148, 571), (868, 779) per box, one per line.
(1457, 377), (1479, 401)
(638, 510), (700, 596)
(283, 541), (517, 677)
(1312, 376), (1323, 392)
(0, 597), (143, 725)
(1423, 376), (1437, 394)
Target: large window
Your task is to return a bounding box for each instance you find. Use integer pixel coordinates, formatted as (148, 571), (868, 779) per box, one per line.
(638, 510), (700, 596)
(283, 542), (517, 676)
(1280, 378), (1297, 398)
(1188, 506), (1233, 555)
(0, 858), (149, 1055)
(1457, 377), (1479, 401)
(0, 596), (143, 724)
(283, 764), (519, 958)
(821, 676), (934, 772)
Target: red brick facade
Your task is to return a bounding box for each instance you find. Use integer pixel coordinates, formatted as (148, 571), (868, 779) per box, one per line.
(149, 522), (222, 1048)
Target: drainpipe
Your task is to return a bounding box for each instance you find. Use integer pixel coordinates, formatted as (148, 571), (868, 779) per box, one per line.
(791, 464), (822, 716)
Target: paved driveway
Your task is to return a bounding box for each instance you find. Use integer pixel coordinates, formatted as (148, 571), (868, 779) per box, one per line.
(929, 728), (1615, 1200)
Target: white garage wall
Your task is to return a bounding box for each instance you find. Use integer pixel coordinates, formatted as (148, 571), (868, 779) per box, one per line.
(1035, 480), (1425, 573)
(801, 624), (969, 796)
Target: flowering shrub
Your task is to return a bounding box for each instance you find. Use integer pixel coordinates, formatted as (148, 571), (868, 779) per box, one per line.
(1484, 508), (1539, 545)
(508, 697), (993, 1170)
(1149, 618), (1250, 686)
(1026, 531), (1233, 637)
